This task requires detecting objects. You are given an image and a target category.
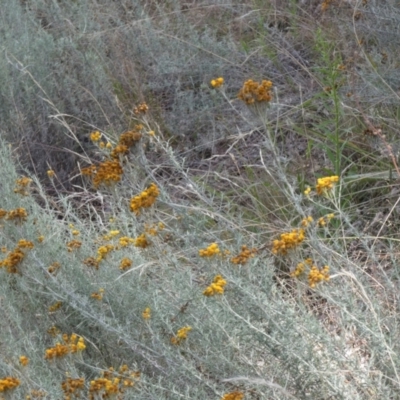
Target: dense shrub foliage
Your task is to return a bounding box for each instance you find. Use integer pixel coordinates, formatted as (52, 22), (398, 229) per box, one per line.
(1, 1), (400, 399)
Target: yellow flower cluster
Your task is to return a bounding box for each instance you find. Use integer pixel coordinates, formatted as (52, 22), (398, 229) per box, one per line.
(48, 261), (61, 274)
(203, 275), (227, 296)
(97, 244), (115, 261)
(0, 239), (34, 274)
(61, 377), (85, 400)
(144, 222), (165, 236)
(120, 257), (132, 271)
(45, 333), (86, 360)
(301, 216), (313, 227)
(134, 102), (149, 114)
(119, 236), (136, 247)
(88, 366), (140, 399)
(102, 230), (120, 241)
(61, 378), (85, 400)
(90, 131), (102, 142)
(0, 376), (20, 392)
(82, 159), (124, 188)
(238, 79), (273, 104)
(230, 245), (257, 265)
(26, 389), (47, 399)
(0, 207), (28, 223)
(290, 262), (306, 277)
(291, 258), (329, 287)
(48, 301), (63, 312)
(18, 239), (34, 249)
(67, 240), (82, 252)
(199, 242), (220, 257)
(89, 377), (119, 397)
(171, 326), (192, 345)
(210, 77), (224, 88)
(91, 288), (104, 300)
(110, 144), (129, 159)
(316, 176), (339, 195)
(99, 141), (112, 149)
(0, 248), (24, 273)
(142, 307), (151, 320)
(134, 233), (150, 248)
(272, 229), (305, 255)
(83, 257), (100, 270)
(47, 169), (56, 178)
(110, 127), (143, 159)
(221, 392), (244, 400)
(14, 176), (32, 196)
(308, 265), (330, 288)
(119, 127), (143, 148)
(318, 213), (335, 227)
(130, 183), (160, 215)
(19, 355), (29, 366)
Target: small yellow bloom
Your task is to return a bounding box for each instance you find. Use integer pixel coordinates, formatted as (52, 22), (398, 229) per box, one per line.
(17, 239), (34, 249)
(272, 229), (305, 255)
(119, 257), (132, 270)
(291, 262), (305, 277)
(304, 186), (311, 196)
(199, 242), (220, 257)
(119, 236), (135, 247)
(0, 376), (20, 391)
(48, 301), (63, 312)
(76, 337), (86, 352)
(326, 213), (335, 221)
(142, 307), (151, 320)
(301, 216), (313, 227)
(91, 288), (104, 300)
(316, 176), (339, 195)
(210, 77), (224, 88)
(134, 102), (149, 114)
(171, 326), (192, 344)
(19, 356), (29, 366)
(90, 131), (101, 142)
(308, 265), (330, 288)
(238, 79), (273, 104)
(47, 170), (55, 178)
(203, 275), (227, 296)
(221, 392), (244, 400)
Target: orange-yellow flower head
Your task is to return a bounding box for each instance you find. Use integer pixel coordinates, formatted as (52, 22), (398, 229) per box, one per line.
(171, 326), (192, 345)
(130, 183), (160, 215)
(90, 131), (102, 142)
(221, 392), (244, 400)
(238, 79), (273, 105)
(210, 77), (224, 88)
(199, 243), (220, 257)
(203, 275), (227, 296)
(272, 229), (305, 255)
(316, 176), (339, 195)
